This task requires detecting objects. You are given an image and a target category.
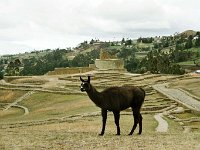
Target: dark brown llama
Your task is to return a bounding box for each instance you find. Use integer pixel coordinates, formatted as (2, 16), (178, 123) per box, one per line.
(80, 76), (145, 135)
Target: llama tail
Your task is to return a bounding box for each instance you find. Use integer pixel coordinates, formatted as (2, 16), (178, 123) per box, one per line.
(140, 87), (146, 97)
(140, 87), (146, 105)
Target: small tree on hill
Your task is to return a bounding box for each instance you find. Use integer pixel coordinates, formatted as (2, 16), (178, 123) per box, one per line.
(195, 36), (200, 47)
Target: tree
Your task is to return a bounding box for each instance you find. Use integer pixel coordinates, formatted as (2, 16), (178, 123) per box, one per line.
(169, 64), (185, 74)
(0, 65), (4, 79)
(121, 38), (125, 44)
(0, 70), (3, 79)
(139, 49), (185, 75)
(125, 39), (132, 45)
(117, 47), (137, 59)
(5, 59), (22, 76)
(20, 49), (70, 75)
(185, 35), (193, 49)
(90, 39), (95, 44)
(20, 57), (37, 75)
(157, 53), (170, 73)
(194, 59), (200, 67)
(70, 49), (100, 67)
(195, 36), (200, 47)
(125, 55), (139, 72)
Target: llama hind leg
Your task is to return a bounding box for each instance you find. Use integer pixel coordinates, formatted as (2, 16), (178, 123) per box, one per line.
(129, 108), (140, 135)
(113, 111), (120, 135)
(99, 109), (107, 136)
(138, 113), (143, 134)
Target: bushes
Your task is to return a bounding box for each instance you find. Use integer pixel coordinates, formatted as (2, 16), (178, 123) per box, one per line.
(0, 70), (4, 79)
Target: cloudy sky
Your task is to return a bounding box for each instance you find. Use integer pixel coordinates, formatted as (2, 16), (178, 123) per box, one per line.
(0, 0), (200, 55)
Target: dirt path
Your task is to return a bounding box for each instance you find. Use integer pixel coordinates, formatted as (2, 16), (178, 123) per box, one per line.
(154, 113), (168, 132)
(152, 83), (200, 113)
(3, 91), (35, 115)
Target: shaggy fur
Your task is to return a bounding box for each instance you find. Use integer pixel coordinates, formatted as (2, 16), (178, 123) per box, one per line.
(80, 76), (145, 135)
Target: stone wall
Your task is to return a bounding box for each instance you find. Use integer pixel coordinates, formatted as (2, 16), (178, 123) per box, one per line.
(95, 59), (124, 70)
(47, 67), (95, 75)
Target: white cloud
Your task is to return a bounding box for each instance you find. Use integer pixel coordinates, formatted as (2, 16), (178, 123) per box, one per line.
(0, 0), (200, 55)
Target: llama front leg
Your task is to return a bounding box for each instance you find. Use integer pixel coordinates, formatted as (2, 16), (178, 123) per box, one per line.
(99, 109), (107, 136)
(113, 111), (120, 135)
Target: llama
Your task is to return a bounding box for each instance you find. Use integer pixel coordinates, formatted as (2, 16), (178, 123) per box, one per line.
(80, 76), (145, 135)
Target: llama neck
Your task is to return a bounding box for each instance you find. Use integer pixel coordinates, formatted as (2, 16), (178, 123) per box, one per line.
(86, 85), (102, 108)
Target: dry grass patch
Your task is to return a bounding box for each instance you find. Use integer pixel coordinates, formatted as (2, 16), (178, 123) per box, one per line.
(184, 121), (200, 132)
(0, 114), (200, 150)
(10, 78), (48, 85)
(170, 77), (200, 99)
(0, 108), (24, 120)
(0, 90), (26, 103)
(20, 114), (157, 135)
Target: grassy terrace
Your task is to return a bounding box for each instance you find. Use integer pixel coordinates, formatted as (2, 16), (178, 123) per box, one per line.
(0, 73), (200, 149)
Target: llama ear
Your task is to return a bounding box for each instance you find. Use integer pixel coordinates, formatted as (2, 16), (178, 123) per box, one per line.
(87, 76), (90, 83)
(80, 76), (85, 82)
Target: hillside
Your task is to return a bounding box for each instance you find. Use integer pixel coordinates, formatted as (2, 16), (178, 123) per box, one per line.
(178, 30), (197, 38)
(0, 30), (200, 78)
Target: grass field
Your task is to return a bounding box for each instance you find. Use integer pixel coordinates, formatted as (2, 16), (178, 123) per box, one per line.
(1, 115), (199, 150)
(0, 73), (200, 149)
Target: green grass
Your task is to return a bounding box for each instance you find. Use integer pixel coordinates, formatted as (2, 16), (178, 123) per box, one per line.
(173, 113), (199, 119)
(187, 47), (200, 53)
(17, 92), (97, 121)
(107, 45), (123, 50)
(0, 92), (99, 123)
(137, 42), (153, 48)
(178, 61), (195, 65)
(135, 52), (148, 60)
(164, 116), (183, 133)
(0, 107), (24, 121)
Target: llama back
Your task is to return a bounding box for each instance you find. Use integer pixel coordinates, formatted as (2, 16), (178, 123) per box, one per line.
(100, 86), (144, 111)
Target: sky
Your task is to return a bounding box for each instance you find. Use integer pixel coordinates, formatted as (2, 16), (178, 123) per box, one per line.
(0, 0), (200, 55)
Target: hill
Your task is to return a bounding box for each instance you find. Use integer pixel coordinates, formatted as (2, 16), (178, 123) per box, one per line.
(178, 30), (197, 38)
(0, 29), (200, 77)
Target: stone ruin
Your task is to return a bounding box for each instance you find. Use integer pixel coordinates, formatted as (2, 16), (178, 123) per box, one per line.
(95, 49), (125, 71)
(47, 49), (126, 75)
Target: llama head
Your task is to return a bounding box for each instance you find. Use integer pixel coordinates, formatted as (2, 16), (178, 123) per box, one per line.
(80, 76), (91, 92)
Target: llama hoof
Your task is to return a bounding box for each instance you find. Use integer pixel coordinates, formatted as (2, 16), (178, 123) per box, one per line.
(128, 133), (133, 136)
(116, 133), (120, 136)
(99, 133), (104, 136)
(137, 133), (142, 135)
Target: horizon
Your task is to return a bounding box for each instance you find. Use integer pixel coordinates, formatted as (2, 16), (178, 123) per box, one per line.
(0, 29), (197, 56)
(0, 30), (182, 56)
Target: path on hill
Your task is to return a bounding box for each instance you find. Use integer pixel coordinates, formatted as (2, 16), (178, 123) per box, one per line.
(154, 113), (168, 132)
(3, 91), (35, 115)
(152, 83), (200, 113)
